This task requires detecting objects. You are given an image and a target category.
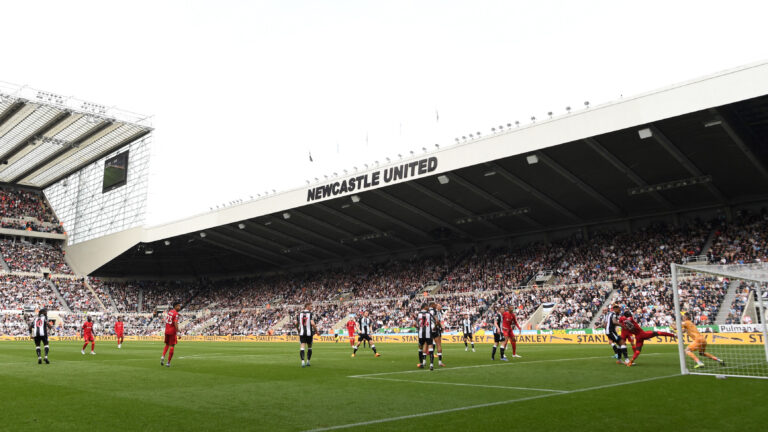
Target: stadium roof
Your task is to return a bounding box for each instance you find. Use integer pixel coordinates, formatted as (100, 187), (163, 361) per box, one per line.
(71, 61), (768, 278)
(0, 82), (152, 189)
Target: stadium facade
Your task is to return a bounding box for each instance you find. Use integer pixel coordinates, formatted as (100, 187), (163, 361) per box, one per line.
(6, 61), (765, 279)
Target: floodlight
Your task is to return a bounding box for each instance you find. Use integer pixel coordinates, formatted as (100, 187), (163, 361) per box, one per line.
(282, 212), (291, 220)
(199, 232), (207, 238)
(351, 195), (360, 203)
(638, 128), (653, 139)
(238, 223), (246, 229)
(164, 240), (171, 246)
(437, 175), (449, 185)
(526, 155), (539, 165)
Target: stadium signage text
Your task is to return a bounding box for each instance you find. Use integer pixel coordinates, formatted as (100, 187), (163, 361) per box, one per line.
(306, 157), (439, 202)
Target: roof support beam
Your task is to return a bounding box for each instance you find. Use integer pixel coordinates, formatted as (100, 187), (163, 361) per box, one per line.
(708, 108), (768, 182)
(219, 224), (319, 261)
(8, 120), (115, 184)
(535, 151), (622, 215)
(447, 172), (545, 227)
(648, 125), (728, 202)
(0, 101), (27, 133)
(268, 215), (361, 256)
(204, 230), (289, 266)
(355, 202), (434, 241)
(371, 189), (474, 238)
(583, 137), (673, 208)
(239, 220), (339, 258)
(313, 203), (417, 249)
(290, 209), (389, 253)
(40, 129), (151, 189)
(473, 163), (582, 222)
(0, 110), (72, 164)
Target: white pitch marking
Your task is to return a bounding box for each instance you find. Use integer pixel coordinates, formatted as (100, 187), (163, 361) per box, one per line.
(353, 376), (567, 393)
(303, 374), (680, 432)
(347, 353), (667, 378)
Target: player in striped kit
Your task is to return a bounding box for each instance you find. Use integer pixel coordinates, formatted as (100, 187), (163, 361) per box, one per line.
(491, 307), (505, 361)
(351, 311), (380, 357)
(297, 303), (317, 368)
(462, 315), (475, 352)
(415, 304), (436, 370)
(29, 308), (52, 364)
(429, 303), (445, 367)
(604, 304), (629, 364)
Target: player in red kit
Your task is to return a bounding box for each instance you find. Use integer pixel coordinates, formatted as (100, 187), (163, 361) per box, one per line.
(346, 317), (357, 346)
(114, 317), (124, 349)
(81, 316), (96, 355)
(619, 310), (676, 367)
(161, 301), (182, 367)
(501, 306), (522, 359)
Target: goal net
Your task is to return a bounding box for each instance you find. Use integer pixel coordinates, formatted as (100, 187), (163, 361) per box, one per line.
(672, 261), (768, 379)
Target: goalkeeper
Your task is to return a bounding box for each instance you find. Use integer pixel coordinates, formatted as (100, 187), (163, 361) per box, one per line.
(681, 311), (725, 369)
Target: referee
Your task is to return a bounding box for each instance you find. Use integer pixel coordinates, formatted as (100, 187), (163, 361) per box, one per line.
(29, 308), (52, 364)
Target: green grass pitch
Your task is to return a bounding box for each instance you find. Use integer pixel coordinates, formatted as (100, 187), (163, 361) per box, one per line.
(0, 341), (765, 431)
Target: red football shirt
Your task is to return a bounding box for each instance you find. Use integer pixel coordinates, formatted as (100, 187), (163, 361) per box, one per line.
(165, 309), (179, 335)
(82, 321), (93, 336)
(619, 316), (642, 335)
(502, 311), (518, 330)
(346, 320), (356, 331)
(115, 321), (124, 334)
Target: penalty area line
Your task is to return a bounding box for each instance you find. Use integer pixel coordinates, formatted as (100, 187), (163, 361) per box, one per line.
(303, 374), (680, 432)
(347, 353), (667, 378)
(351, 376), (567, 393)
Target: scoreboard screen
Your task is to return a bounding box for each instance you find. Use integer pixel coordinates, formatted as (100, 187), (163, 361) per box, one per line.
(102, 151), (129, 193)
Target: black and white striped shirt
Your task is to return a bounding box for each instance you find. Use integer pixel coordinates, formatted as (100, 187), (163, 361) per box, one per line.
(297, 310), (313, 336)
(462, 318), (472, 334)
(417, 310), (435, 339)
(31, 314), (49, 337)
(494, 313), (503, 334)
(359, 317), (373, 335)
(604, 311), (618, 334)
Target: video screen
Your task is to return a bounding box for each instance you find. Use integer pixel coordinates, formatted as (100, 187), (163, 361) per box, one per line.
(103, 151), (129, 193)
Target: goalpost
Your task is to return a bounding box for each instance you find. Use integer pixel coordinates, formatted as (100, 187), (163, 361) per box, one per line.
(672, 261), (768, 379)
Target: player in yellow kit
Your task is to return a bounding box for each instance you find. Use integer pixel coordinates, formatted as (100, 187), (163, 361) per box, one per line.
(681, 312), (724, 369)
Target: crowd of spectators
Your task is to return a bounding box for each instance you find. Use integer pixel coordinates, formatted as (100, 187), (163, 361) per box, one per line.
(54, 278), (102, 312)
(708, 211), (768, 264)
(0, 275), (62, 310)
(0, 187), (59, 224)
(0, 219), (64, 233)
(0, 240), (72, 274)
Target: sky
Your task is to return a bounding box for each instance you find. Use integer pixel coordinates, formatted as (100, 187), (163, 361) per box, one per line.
(1, 0), (768, 225)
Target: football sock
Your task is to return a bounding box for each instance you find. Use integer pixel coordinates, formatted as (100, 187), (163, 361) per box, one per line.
(657, 331), (676, 338)
(429, 352), (434, 364)
(500, 348), (505, 358)
(511, 340), (517, 355)
(162, 345), (169, 357)
(82, 342), (88, 351)
(703, 353), (720, 361)
(621, 346), (628, 359)
(438, 352), (442, 361)
(491, 345), (497, 359)
(464, 341), (468, 348)
(307, 348), (312, 360)
(611, 344), (619, 355)
(630, 350), (640, 363)
(353, 346), (358, 354)
(300, 348), (305, 360)
(371, 345), (377, 354)
(36, 347), (41, 358)
(419, 351), (424, 363)
(168, 347), (174, 363)
(91, 342), (95, 351)
(44, 346), (49, 357)
(471, 342), (474, 349)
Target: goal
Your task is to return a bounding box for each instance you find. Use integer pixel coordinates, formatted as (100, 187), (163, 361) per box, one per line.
(672, 261), (768, 379)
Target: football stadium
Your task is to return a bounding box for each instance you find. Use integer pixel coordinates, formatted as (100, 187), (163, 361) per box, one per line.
(3, 5), (768, 432)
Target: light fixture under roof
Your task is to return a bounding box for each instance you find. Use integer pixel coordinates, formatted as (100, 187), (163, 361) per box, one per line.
(238, 223), (246, 229)
(526, 155), (539, 165)
(350, 195), (360, 203)
(638, 128), (653, 139)
(484, 171), (496, 177)
(703, 120), (722, 128)
(199, 232), (206, 238)
(437, 175), (449, 185)
(282, 212), (291, 220)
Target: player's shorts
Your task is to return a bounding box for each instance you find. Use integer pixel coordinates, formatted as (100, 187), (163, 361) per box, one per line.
(347, 329), (354, 338)
(34, 335), (48, 346)
(493, 332), (503, 343)
(116, 333), (124, 338)
(299, 335), (313, 345)
(463, 332), (473, 340)
(418, 337), (433, 347)
(620, 330), (633, 342)
(433, 329), (442, 338)
(164, 333), (177, 345)
(502, 328), (516, 341)
(687, 337), (707, 352)
(632, 330), (656, 348)
(606, 330), (621, 344)
(358, 333), (372, 342)
(83, 334), (94, 342)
